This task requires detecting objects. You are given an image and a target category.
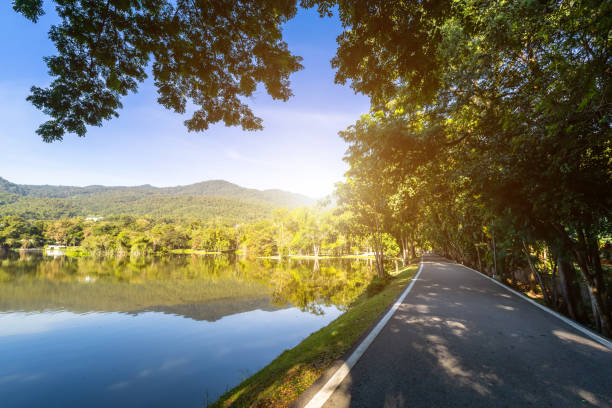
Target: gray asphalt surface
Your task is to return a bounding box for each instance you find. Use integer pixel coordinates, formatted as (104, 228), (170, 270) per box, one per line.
(323, 256), (612, 407)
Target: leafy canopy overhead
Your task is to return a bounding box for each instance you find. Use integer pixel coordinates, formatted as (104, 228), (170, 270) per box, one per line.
(303, 0), (451, 109)
(13, 0), (303, 141)
(331, 0), (612, 335)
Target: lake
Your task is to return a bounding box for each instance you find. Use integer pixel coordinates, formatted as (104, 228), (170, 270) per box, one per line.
(0, 251), (377, 407)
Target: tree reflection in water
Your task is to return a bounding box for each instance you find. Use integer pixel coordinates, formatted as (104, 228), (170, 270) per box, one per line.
(0, 251), (379, 319)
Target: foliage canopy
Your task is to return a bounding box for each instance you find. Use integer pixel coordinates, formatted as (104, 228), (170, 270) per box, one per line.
(13, 0), (303, 141)
(332, 0), (612, 335)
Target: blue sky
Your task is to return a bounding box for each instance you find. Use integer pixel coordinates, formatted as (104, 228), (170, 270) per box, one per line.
(0, 5), (370, 199)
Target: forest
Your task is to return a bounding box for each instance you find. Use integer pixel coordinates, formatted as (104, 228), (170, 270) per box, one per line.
(325, 0), (612, 337)
(0, 207), (400, 259)
(0, 177), (313, 221)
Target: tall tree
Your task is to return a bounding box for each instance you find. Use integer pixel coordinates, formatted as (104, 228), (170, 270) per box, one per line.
(322, 0), (612, 334)
(335, 113), (401, 278)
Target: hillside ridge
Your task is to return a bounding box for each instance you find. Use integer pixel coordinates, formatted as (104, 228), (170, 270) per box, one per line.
(0, 177), (314, 206)
(0, 177), (314, 221)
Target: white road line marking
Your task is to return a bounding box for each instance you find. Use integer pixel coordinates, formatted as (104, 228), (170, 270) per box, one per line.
(303, 258), (425, 408)
(459, 264), (612, 350)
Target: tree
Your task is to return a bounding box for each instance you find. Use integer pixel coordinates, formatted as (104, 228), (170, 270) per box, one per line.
(335, 116), (398, 278)
(0, 216), (44, 248)
(45, 218), (84, 245)
(13, 0), (303, 141)
(324, 0), (612, 334)
(303, 0), (451, 109)
(290, 207), (324, 257)
(149, 223), (188, 251)
(272, 208), (292, 257)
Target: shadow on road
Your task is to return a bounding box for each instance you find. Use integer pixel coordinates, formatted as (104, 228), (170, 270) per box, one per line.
(325, 258), (612, 408)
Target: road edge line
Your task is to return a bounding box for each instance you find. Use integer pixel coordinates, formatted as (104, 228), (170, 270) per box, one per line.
(459, 264), (612, 350)
(303, 258), (425, 408)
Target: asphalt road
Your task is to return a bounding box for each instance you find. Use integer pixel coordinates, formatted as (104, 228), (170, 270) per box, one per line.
(322, 256), (612, 407)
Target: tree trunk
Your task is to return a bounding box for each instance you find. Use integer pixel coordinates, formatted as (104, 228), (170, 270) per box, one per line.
(568, 228), (611, 336)
(492, 231), (498, 278)
(372, 230), (386, 278)
(551, 257), (559, 310)
(557, 252), (587, 323)
(557, 258), (575, 319)
(527, 270), (538, 293)
(400, 234), (410, 264)
(522, 241), (554, 307)
(475, 244), (482, 272)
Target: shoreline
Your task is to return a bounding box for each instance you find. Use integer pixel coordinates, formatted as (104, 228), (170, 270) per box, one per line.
(6, 247), (391, 261)
(209, 263), (419, 408)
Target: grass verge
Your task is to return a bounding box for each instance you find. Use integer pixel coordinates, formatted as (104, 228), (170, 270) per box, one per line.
(44, 246), (90, 257)
(169, 249), (222, 255)
(257, 255), (378, 260)
(209, 263), (419, 408)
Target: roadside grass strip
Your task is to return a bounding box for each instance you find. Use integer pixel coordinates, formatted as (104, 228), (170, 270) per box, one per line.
(210, 263), (420, 408)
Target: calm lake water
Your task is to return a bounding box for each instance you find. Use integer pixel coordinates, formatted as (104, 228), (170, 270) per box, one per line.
(0, 251), (377, 408)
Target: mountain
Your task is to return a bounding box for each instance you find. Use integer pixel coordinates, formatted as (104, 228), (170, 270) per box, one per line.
(0, 177), (314, 206)
(161, 180), (314, 208)
(0, 177), (315, 221)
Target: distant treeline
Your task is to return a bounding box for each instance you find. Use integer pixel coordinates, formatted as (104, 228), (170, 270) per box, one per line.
(0, 207), (402, 258)
(0, 191), (276, 223)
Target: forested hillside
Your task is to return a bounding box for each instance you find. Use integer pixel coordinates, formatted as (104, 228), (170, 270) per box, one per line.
(0, 177), (313, 222)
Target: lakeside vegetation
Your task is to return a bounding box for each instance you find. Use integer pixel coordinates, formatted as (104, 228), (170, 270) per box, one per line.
(0, 205), (404, 259)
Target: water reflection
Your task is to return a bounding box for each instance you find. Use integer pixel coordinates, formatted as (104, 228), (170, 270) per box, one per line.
(0, 251), (376, 318)
(0, 251), (377, 408)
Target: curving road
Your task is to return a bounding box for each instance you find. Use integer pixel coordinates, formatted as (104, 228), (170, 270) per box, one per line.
(308, 256), (612, 408)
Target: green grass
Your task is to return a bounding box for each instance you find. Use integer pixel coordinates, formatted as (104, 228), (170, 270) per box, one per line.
(63, 246), (90, 257)
(43, 246), (91, 257)
(257, 255), (378, 260)
(169, 249), (222, 255)
(210, 264), (419, 408)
